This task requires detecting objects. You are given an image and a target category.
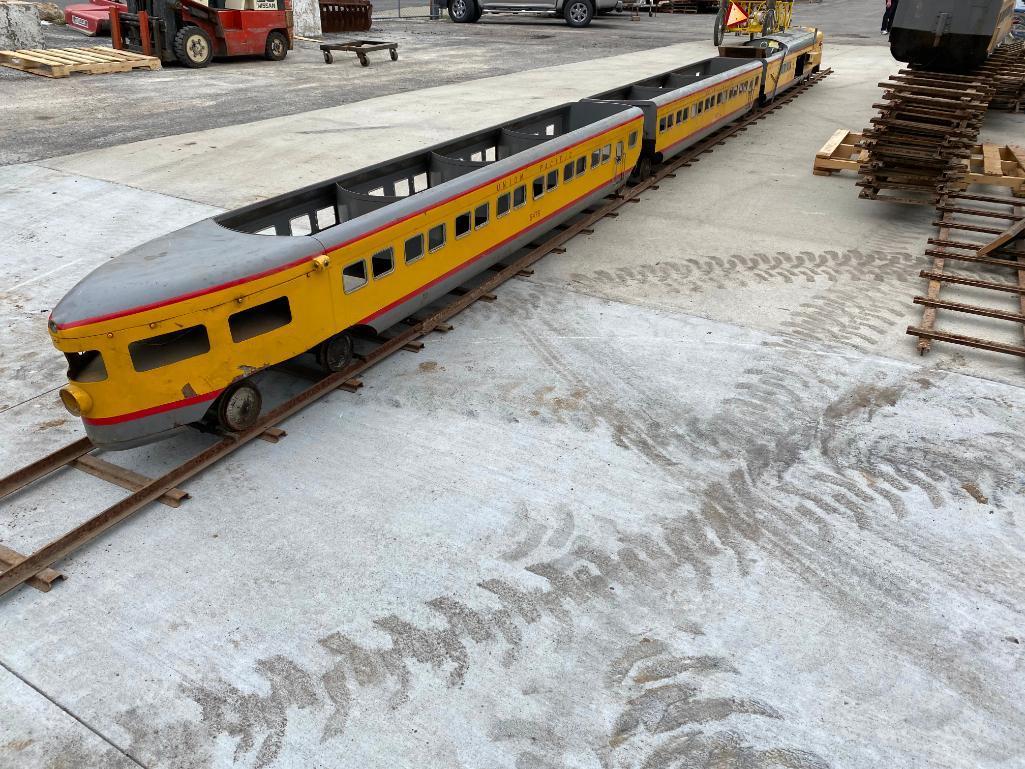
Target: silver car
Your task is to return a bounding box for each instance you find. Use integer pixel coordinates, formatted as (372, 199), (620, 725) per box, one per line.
(448, 0), (624, 28)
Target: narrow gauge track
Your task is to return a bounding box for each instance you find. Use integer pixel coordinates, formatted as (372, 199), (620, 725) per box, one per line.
(0, 68), (831, 600)
(909, 189), (1025, 357)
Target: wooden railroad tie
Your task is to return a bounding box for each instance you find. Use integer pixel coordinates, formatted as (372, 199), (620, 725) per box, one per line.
(0, 545), (64, 593)
(0, 47), (160, 78)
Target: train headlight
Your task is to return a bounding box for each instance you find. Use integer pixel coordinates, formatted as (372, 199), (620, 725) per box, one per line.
(59, 385), (93, 417)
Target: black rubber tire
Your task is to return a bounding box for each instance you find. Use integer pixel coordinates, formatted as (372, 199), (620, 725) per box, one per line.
(448, 0), (477, 22)
(563, 0), (592, 27)
(316, 332), (354, 373)
(389, 48), (398, 61)
(216, 381), (262, 433)
(470, 0), (482, 20)
(173, 25), (213, 68)
(264, 30), (288, 61)
(713, 4), (725, 46)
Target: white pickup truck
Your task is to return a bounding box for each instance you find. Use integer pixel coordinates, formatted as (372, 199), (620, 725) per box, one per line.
(448, 0), (624, 27)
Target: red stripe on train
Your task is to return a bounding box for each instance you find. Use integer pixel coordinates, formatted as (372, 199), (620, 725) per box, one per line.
(54, 116), (641, 331)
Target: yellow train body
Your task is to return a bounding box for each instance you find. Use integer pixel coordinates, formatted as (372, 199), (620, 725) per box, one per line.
(51, 116), (643, 425)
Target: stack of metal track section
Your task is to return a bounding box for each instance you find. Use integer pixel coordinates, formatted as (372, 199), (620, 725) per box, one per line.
(856, 70), (992, 204)
(986, 41), (1025, 112)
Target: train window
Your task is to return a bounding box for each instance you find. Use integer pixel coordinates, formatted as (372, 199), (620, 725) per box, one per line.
(546, 170), (558, 191)
(290, 215), (312, 236)
(717, 92), (723, 105)
(475, 203), (489, 229)
(576, 157), (586, 175)
(229, 296), (292, 343)
(563, 161), (575, 183)
(455, 211), (472, 238)
(675, 109), (683, 123)
(429, 223), (446, 252)
(405, 234), (424, 264)
(658, 116), (666, 133)
(667, 114), (674, 128)
(628, 130), (637, 148)
(591, 149), (601, 168)
(129, 325), (209, 373)
(615, 141), (623, 162)
(315, 206), (337, 231)
(65, 350), (107, 383)
(601, 144), (611, 164)
(532, 176), (545, 200)
(682, 107), (689, 120)
(497, 192), (511, 218)
(372, 247), (394, 278)
(513, 185), (526, 208)
(342, 259), (368, 292)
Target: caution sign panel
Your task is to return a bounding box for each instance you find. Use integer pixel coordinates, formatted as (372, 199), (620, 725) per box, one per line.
(725, 1), (749, 28)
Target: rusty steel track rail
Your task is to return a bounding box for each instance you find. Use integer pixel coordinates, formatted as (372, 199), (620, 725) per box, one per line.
(0, 68), (831, 599)
(909, 189), (1025, 357)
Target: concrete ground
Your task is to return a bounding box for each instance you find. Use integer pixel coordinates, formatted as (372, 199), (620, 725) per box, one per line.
(3, 0), (882, 164)
(2, 2), (1025, 768)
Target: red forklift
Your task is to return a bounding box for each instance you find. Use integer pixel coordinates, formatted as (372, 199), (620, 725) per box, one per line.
(111, 0), (293, 68)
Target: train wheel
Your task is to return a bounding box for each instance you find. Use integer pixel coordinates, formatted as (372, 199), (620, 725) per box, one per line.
(564, 0), (593, 27)
(217, 381), (262, 433)
(631, 156), (652, 182)
(317, 332), (354, 373)
(173, 25), (213, 69)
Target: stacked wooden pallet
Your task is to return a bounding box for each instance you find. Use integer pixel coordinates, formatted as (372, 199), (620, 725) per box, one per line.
(815, 129), (1025, 198)
(856, 70), (992, 205)
(0, 46), (159, 78)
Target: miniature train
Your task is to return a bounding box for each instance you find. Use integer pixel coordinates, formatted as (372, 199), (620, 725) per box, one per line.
(890, 0), (1015, 72)
(50, 29), (823, 449)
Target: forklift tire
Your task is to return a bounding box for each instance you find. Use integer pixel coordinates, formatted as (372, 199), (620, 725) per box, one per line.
(173, 25), (213, 68)
(265, 30), (288, 61)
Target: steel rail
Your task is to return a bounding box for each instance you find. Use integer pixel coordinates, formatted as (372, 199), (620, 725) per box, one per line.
(0, 68), (831, 599)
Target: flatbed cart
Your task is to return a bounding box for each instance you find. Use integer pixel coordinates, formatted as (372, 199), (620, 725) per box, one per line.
(320, 39), (397, 66)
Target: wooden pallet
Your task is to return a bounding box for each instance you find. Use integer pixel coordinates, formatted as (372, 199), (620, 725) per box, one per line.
(0, 46), (160, 78)
(814, 129), (1025, 197)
